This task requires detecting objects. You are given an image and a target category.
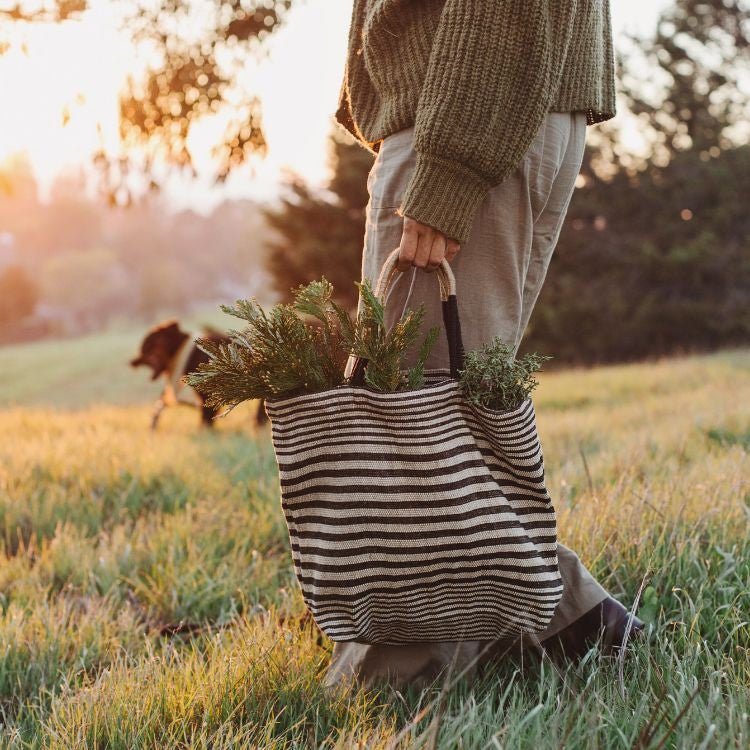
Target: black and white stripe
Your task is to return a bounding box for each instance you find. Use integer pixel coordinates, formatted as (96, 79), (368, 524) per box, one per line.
(265, 370), (562, 645)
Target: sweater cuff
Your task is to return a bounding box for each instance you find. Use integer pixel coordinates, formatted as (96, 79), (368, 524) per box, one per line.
(398, 153), (492, 245)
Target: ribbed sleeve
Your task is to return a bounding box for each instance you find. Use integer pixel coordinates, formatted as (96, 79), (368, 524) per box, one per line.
(398, 0), (554, 244)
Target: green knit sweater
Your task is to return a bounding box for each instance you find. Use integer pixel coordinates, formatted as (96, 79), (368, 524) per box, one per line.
(336, 0), (616, 244)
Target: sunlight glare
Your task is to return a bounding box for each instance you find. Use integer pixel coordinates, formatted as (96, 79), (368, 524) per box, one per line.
(0, 0), (669, 205)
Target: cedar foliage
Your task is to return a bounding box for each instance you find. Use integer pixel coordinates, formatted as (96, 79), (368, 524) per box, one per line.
(349, 282), (440, 393)
(187, 278), (439, 409)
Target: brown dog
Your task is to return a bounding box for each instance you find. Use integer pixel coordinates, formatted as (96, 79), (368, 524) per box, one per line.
(130, 320), (267, 429)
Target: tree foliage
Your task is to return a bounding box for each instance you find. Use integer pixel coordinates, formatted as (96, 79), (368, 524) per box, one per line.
(523, 144), (750, 363)
(3, 1), (293, 201)
(0, 1), (85, 22)
(618, 0), (750, 162)
(263, 132), (374, 311)
(0, 161), (273, 337)
(0, 265), (38, 326)
(109, 0), (293, 198)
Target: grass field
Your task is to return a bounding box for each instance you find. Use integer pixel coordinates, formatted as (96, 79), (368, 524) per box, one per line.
(1, 333), (749, 748)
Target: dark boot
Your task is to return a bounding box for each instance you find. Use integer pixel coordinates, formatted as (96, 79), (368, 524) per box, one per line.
(541, 597), (645, 661)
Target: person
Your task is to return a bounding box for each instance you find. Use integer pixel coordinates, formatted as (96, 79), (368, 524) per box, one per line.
(327, 0), (643, 691)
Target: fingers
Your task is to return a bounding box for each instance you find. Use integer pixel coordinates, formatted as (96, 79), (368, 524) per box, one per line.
(397, 217), (419, 272)
(426, 233), (446, 272)
(445, 239), (461, 263)
(398, 216), (460, 273)
(412, 225), (433, 270)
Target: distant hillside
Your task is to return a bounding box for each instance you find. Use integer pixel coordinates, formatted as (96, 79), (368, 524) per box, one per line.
(0, 159), (278, 344)
(1, 311), (240, 409)
(2, 321), (748, 413)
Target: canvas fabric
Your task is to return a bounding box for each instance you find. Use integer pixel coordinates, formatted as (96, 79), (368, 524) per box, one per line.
(265, 251), (565, 645)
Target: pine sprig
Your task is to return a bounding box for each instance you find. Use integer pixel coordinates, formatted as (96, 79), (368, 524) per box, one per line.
(349, 281), (439, 392)
(186, 276), (440, 409)
(406, 325), (440, 390)
(459, 338), (550, 411)
(188, 292), (346, 410)
(290, 279), (349, 389)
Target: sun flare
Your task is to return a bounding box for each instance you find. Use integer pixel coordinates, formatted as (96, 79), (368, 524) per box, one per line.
(0, 0), (666, 204)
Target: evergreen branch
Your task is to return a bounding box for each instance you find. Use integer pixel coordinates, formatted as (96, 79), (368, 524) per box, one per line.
(186, 277), (441, 407)
(356, 280), (385, 329)
(406, 325), (440, 390)
(291, 278), (335, 323)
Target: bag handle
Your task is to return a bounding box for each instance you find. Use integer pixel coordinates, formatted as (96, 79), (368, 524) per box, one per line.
(346, 248), (466, 384)
(374, 246), (456, 301)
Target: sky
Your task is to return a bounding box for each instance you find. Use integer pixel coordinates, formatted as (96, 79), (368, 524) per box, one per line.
(0, 0), (671, 209)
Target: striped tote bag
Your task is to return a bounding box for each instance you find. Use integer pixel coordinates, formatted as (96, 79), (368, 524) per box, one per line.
(264, 249), (562, 645)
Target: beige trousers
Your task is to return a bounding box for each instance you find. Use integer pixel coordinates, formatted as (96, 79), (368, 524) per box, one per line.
(325, 112), (609, 692)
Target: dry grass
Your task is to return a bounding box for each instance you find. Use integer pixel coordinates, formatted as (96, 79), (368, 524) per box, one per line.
(0, 345), (748, 748)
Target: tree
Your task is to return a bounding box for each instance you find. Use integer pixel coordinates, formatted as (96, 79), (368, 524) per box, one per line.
(0, 265), (39, 326)
(2, 1), (294, 201)
(522, 144), (750, 363)
(0, 1), (85, 23)
(263, 131), (374, 311)
(618, 0), (750, 164)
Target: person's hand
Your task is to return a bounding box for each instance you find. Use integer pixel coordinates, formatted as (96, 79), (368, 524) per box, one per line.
(396, 216), (460, 272)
